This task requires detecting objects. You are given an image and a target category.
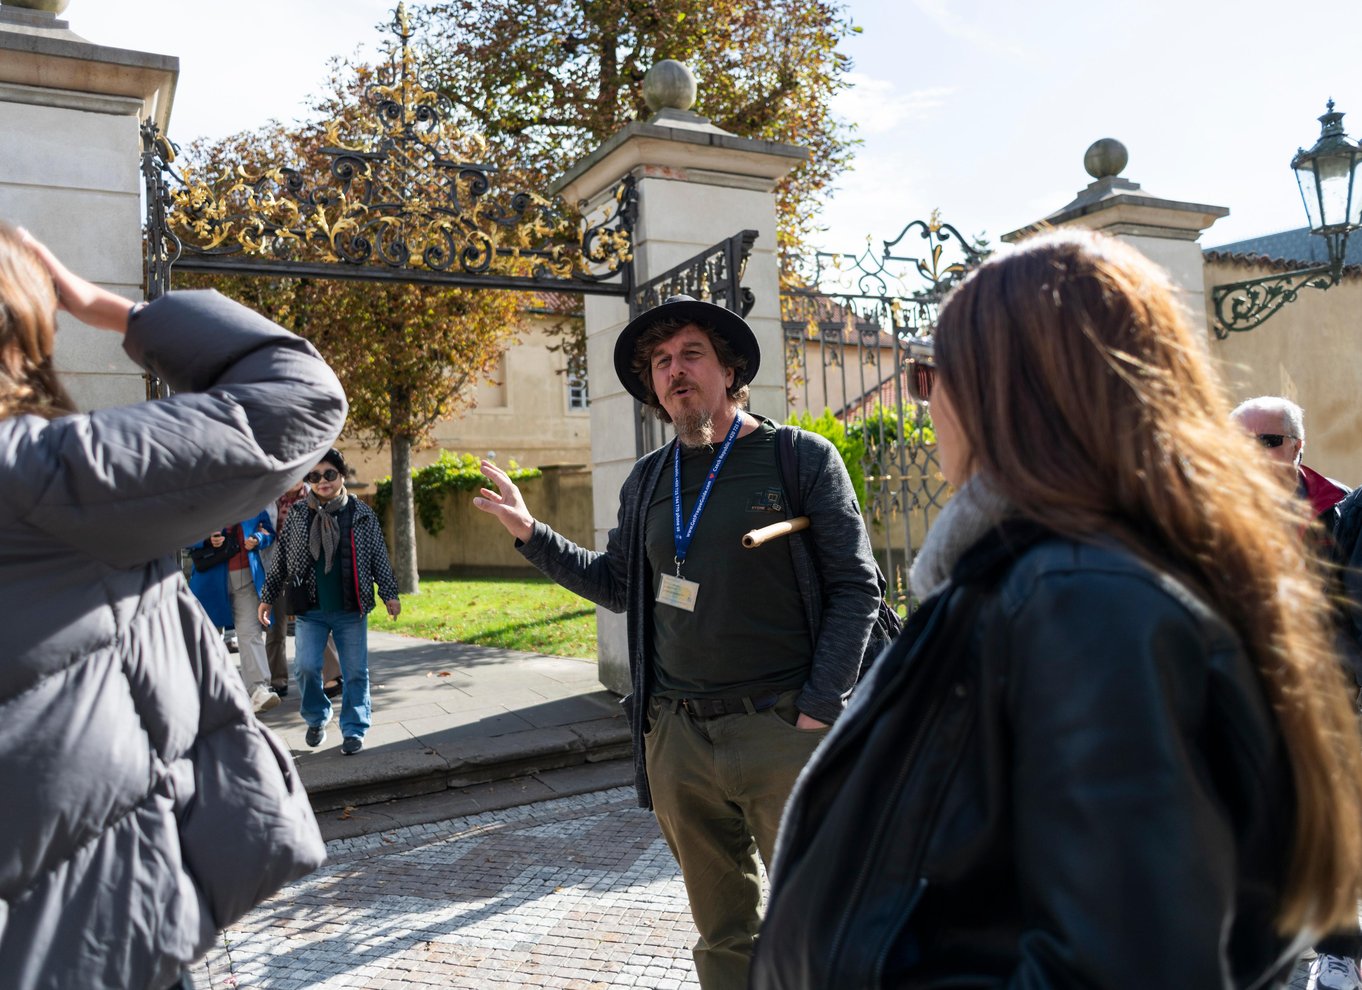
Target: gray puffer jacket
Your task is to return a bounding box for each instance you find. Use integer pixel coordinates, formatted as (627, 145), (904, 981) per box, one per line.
(0, 291), (347, 990)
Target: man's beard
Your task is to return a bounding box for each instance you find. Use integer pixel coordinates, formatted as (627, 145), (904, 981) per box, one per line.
(674, 406), (715, 448)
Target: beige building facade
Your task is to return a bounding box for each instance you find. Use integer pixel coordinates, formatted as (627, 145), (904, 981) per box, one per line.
(339, 309), (592, 486)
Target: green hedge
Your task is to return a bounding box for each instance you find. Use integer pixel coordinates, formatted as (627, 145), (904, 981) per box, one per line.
(374, 450), (542, 536)
(787, 409), (867, 508)
(789, 405), (936, 510)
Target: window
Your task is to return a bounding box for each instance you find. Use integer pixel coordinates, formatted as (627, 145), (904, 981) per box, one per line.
(566, 355), (589, 410)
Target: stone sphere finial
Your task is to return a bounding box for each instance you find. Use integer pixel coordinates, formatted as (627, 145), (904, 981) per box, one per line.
(643, 60), (697, 113)
(1, 0), (70, 11)
(1083, 138), (1128, 179)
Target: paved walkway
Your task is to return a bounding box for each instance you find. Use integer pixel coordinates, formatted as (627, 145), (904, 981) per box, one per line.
(249, 630), (630, 822)
(188, 787), (700, 989)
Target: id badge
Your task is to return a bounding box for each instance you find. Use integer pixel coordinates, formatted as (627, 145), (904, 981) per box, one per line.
(657, 573), (699, 612)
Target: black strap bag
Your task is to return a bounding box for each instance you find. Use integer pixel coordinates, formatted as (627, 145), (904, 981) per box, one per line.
(189, 531), (238, 573)
(775, 426), (903, 679)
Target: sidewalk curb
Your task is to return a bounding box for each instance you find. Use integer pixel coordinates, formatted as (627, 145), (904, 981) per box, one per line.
(302, 715), (632, 811)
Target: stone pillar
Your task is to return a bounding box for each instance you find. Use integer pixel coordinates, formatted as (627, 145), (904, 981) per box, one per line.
(552, 68), (807, 694)
(1004, 139), (1228, 336)
(0, 2), (176, 409)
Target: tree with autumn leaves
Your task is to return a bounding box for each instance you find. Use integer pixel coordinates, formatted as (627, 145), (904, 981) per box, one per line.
(177, 269), (519, 597)
(175, 72), (522, 595)
(409, 0), (860, 256)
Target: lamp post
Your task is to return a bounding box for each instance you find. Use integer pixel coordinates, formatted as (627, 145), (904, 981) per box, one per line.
(1211, 101), (1362, 337)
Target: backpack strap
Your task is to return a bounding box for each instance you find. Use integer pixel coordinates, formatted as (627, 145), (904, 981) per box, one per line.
(776, 425), (804, 518)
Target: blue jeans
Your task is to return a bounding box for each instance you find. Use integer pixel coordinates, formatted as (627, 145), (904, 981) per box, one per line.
(296, 610), (370, 739)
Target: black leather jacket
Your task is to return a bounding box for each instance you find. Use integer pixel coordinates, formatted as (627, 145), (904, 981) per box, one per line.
(752, 523), (1298, 990)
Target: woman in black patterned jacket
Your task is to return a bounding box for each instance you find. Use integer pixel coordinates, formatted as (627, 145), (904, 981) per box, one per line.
(260, 448), (400, 756)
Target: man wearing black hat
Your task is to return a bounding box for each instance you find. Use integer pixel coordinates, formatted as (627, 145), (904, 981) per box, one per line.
(474, 295), (880, 989)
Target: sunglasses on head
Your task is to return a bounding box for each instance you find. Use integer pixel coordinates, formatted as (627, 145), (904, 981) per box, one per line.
(1255, 434), (1298, 449)
(305, 469), (341, 484)
(907, 356), (936, 404)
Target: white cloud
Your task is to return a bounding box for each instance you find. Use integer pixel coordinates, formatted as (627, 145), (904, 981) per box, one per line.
(911, 0), (1034, 60)
(833, 75), (955, 134)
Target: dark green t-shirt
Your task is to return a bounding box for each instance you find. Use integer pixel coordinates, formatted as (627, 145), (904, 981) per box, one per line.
(645, 420), (811, 698)
(314, 554), (344, 613)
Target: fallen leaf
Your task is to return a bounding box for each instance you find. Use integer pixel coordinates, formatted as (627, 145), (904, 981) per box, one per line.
(339, 806), (355, 821)
(436, 670), (452, 677)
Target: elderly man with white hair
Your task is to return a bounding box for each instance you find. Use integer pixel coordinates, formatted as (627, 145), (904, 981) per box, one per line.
(1230, 395), (1350, 542)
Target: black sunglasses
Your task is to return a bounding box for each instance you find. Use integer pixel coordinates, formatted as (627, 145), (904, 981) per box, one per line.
(305, 469), (341, 483)
(1255, 434), (1298, 449)
(907, 357), (936, 403)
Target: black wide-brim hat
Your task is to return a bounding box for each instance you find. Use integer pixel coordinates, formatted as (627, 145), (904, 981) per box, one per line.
(613, 294), (761, 404)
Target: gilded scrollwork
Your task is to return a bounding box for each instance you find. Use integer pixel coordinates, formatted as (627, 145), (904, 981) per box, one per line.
(141, 2), (634, 289)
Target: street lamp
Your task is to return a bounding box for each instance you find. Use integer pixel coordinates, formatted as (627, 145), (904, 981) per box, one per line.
(1212, 100), (1362, 337)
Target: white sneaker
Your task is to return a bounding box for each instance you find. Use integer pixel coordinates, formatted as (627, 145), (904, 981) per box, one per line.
(1309, 954), (1362, 990)
(249, 684), (281, 713)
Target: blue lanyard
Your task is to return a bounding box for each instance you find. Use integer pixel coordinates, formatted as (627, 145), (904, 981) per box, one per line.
(672, 414), (744, 574)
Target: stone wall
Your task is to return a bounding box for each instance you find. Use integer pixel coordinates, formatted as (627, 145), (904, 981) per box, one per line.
(373, 464), (594, 574)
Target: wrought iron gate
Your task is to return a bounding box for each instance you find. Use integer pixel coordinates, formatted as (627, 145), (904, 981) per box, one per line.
(138, 0), (767, 458)
(782, 215), (986, 612)
(138, 3), (642, 395)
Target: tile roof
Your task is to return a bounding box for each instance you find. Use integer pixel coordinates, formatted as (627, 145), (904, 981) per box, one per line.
(1203, 226), (1362, 270)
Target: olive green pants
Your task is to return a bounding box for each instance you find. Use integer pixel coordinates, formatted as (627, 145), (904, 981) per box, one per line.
(645, 689), (829, 990)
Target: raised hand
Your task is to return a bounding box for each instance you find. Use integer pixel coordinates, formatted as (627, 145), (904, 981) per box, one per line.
(18, 228), (139, 334)
(472, 459), (536, 543)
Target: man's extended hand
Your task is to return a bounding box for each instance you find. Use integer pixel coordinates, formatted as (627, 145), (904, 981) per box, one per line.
(795, 712), (827, 731)
(257, 602), (272, 629)
(472, 459), (536, 543)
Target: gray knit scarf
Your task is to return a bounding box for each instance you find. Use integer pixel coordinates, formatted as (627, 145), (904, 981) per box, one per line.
(306, 486), (349, 574)
(908, 474), (1013, 600)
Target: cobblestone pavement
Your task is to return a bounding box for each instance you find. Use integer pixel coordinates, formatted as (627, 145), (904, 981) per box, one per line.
(191, 788), (700, 989)
(185, 779), (1326, 990)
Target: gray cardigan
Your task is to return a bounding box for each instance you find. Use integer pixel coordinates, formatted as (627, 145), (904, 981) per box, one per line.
(0, 291), (347, 990)
(519, 420), (880, 808)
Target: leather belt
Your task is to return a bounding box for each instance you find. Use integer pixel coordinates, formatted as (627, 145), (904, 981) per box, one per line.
(674, 691), (780, 719)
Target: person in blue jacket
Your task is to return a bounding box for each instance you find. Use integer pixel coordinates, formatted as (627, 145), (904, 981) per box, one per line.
(189, 509), (278, 712)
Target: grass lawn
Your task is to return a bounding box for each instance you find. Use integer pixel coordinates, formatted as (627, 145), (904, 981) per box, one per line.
(391, 573), (598, 660)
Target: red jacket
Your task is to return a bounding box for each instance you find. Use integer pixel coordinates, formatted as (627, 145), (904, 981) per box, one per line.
(1300, 464), (1349, 519)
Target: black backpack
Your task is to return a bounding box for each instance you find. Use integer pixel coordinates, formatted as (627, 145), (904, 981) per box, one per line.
(775, 426), (903, 679)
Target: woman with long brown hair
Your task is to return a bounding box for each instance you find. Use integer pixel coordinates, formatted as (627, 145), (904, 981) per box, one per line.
(0, 222), (347, 990)
(751, 229), (1362, 989)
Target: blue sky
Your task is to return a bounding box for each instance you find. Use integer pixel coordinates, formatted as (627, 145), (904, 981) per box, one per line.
(73, 0), (1362, 252)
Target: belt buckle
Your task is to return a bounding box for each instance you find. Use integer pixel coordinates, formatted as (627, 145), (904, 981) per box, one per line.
(682, 697), (718, 719)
